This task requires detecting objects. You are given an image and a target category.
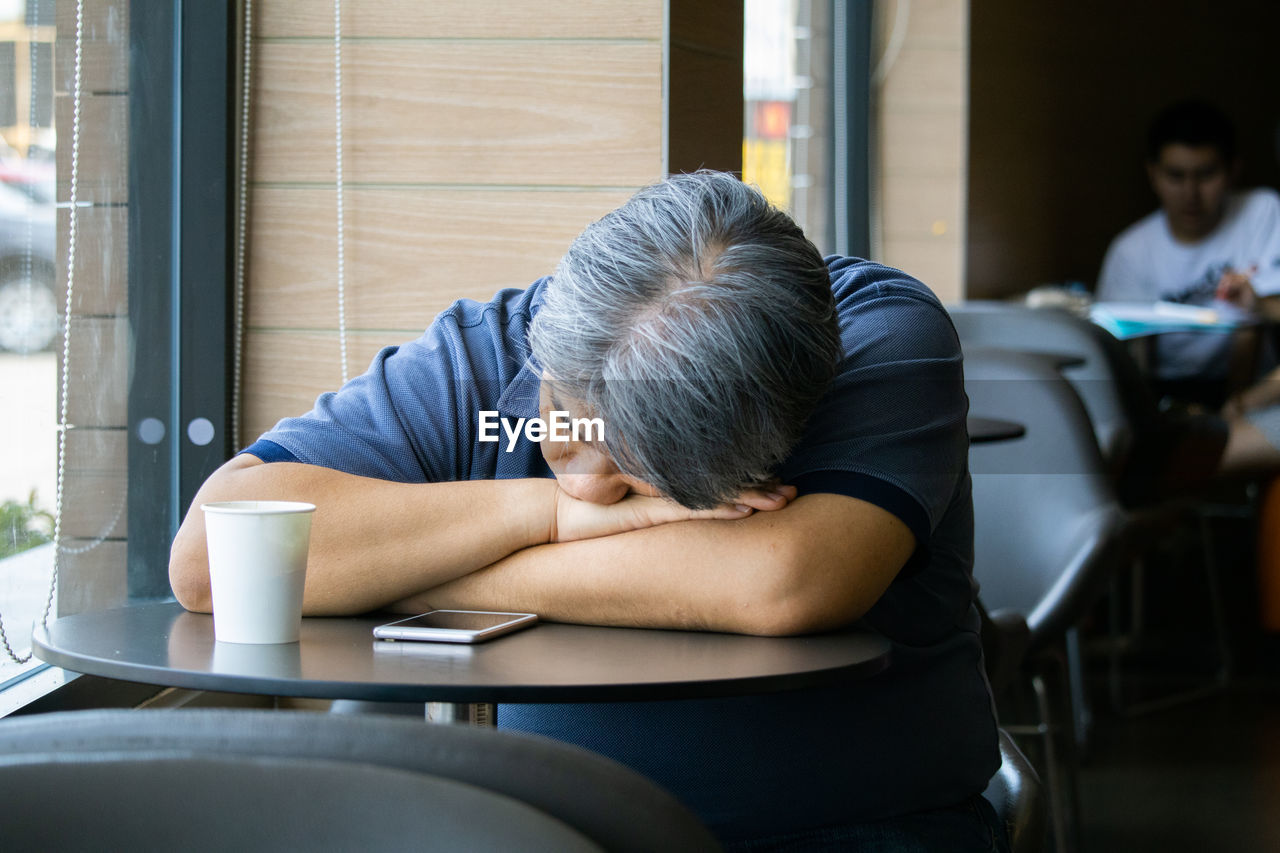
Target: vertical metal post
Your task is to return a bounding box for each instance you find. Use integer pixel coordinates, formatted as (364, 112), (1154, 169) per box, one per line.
(127, 0), (179, 599)
(831, 0), (871, 259)
(127, 0), (233, 600)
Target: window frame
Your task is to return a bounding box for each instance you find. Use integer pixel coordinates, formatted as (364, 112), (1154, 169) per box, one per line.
(3, 0), (234, 712)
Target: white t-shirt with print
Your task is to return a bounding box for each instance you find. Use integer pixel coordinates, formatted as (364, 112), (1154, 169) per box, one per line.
(1096, 188), (1280, 379)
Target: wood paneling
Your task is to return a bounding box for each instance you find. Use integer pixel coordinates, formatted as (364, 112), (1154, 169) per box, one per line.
(252, 41), (663, 186)
(247, 187), (630, 331)
(873, 0), (967, 303)
(54, 0), (127, 96)
(58, 206), (126, 317)
(878, 46), (965, 112)
(56, 40), (128, 95)
(259, 0), (662, 40)
(55, 93), (127, 204)
(239, 0), (741, 442)
(243, 330), (396, 442)
(60, 429), (127, 540)
(58, 316), (130, 428)
(880, 176), (963, 241)
(880, 111), (964, 177)
(56, 540), (127, 617)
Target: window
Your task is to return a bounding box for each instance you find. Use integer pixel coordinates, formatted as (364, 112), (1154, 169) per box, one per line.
(0, 0), (232, 696)
(743, 0), (867, 257)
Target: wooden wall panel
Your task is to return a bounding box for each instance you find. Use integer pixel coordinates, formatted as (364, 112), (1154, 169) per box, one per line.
(873, 0), (966, 303)
(252, 41), (663, 186)
(60, 429), (127, 540)
(259, 0), (662, 39)
(55, 0), (127, 94)
(54, 94), (127, 203)
(58, 206), (126, 317)
(242, 331), (395, 443)
(241, 0), (740, 446)
(58, 316), (130, 428)
(56, 540), (127, 617)
(247, 187), (629, 331)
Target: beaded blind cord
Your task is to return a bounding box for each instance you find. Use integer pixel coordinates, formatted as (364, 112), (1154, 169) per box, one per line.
(0, 0), (84, 664)
(334, 0), (350, 383)
(231, 0), (255, 449)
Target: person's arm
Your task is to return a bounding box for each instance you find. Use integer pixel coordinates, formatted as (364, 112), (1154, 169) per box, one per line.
(392, 492), (915, 637)
(169, 454), (772, 616)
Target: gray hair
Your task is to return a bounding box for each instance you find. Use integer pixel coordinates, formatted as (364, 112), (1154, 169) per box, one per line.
(529, 171), (840, 508)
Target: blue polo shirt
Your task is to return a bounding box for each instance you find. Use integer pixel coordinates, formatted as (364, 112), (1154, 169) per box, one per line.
(247, 256), (997, 841)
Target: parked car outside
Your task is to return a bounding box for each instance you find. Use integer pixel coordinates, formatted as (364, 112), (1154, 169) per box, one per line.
(0, 178), (57, 354)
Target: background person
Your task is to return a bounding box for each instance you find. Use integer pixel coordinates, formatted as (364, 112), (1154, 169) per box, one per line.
(1096, 99), (1280, 473)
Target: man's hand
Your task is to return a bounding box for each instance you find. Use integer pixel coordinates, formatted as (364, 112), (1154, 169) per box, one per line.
(1216, 265), (1258, 310)
(549, 484), (797, 543)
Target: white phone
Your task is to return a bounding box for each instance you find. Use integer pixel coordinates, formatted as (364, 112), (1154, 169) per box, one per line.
(372, 609), (538, 644)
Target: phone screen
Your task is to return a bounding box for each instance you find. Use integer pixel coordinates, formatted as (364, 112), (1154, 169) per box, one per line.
(395, 611), (526, 631)
(373, 610), (538, 643)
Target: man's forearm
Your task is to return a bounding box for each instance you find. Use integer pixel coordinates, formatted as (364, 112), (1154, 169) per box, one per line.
(169, 455), (556, 615)
(398, 494), (914, 637)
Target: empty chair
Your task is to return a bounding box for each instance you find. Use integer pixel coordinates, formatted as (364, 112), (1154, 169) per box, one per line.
(965, 348), (1132, 853)
(949, 301), (1227, 503)
(954, 302), (1234, 715)
(0, 709), (720, 853)
(983, 729), (1048, 853)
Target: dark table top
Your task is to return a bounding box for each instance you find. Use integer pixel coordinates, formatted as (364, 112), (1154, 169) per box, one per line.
(967, 415), (1026, 444)
(963, 345), (1086, 371)
(33, 602), (892, 704)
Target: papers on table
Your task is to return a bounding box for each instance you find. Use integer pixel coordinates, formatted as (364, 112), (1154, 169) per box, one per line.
(1089, 301), (1247, 339)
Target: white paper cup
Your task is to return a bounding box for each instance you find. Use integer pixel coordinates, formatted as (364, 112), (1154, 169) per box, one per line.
(201, 500), (316, 644)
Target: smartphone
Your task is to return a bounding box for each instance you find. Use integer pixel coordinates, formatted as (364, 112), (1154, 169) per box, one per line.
(372, 609), (538, 644)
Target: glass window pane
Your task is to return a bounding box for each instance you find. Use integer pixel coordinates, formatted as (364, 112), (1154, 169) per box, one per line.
(0, 0), (129, 685)
(744, 0), (831, 252)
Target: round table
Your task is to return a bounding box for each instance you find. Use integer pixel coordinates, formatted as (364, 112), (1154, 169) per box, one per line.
(968, 415), (1026, 444)
(33, 602), (892, 706)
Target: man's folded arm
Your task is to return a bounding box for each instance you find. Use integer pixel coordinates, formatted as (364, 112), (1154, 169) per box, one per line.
(169, 453), (561, 615)
(169, 455), (765, 615)
(396, 492), (916, 637)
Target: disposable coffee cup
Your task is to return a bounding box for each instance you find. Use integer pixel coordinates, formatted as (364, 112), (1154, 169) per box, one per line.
(201, 500), (316, 644)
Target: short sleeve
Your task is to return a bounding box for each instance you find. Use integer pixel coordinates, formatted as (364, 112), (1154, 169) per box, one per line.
(254, 333), (481, 483)
(253, 286), (544, 484)
(779, 259), (969, 545)
(1244, 189), (1280, 296)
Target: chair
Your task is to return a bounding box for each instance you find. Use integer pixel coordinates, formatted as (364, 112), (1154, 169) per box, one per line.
(965, 348), (1133, 853)
(952, 302), (1234, 715)
(0, 709), (721, 853)
(949, 301), (1228, 502)
(983, 729), (1048, 853)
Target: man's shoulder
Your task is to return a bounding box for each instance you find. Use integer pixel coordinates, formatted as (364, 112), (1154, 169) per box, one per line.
(1235, 187), (1280, 222)
(1108, 208), (1166, 255)
(435, 278), (548, 331)
(824, 255), (945, 314)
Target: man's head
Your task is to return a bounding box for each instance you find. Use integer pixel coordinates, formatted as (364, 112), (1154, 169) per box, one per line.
(1145, 100), (1237, 242)
(528, 171), (840, 509)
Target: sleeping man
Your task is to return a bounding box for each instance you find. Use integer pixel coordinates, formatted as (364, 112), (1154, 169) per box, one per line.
(170, 171), (1004, 851)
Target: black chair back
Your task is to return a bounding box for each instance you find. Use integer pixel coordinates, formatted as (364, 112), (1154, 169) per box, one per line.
(983, 729), (1047, 853)
(0, 709), (721, 853)
(965, 348), (1130, 647)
